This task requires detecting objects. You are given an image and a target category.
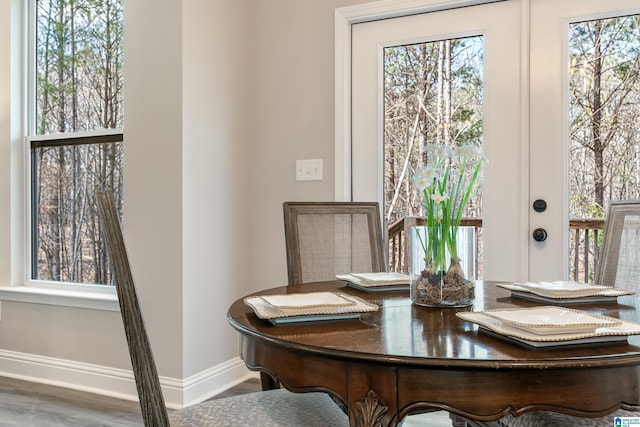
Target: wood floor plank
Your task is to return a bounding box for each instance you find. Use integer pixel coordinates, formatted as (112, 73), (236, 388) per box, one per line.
(0, 376), (453, 426)
(0, 376), (143, 426)
(0, 376), (262, 427)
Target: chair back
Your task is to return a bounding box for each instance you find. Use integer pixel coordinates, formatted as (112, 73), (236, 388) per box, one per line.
(283, 201), (385, 284)
(595, 200), (640, 291)
(96, 191), (171, 427)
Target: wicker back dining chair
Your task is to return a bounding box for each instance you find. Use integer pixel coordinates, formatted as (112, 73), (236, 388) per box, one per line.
(96, 191), (349, 427)
(497, 200), (640, 426)
(595, 200), (640, 291)
(499, 408), (640, 427)
(283, 201), (386, 285)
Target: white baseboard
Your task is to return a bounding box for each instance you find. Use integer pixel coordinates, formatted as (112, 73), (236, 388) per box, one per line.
(0, 349), (256, 408)
(179, 358), (258, 407)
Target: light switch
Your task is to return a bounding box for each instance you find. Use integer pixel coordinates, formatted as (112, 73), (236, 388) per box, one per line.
(296, 159), (323, 181)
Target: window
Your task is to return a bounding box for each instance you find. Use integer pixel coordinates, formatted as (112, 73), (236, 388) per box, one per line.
(568, 15), (640, 280)
(383, 37), (484, 225)
(382, 37), (484, 277)
(29, 0), (124, 286)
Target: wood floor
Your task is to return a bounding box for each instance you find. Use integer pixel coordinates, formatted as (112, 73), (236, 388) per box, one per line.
(0, 375), (453, 426)
(0, 376), (145, 427)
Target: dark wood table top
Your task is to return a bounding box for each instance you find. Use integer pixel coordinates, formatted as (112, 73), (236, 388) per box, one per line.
(227, 280), (640, 426)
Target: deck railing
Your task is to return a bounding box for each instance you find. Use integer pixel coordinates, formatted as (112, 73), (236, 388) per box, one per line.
(569, 218), (605, 282)
(387, 217), (605, 282)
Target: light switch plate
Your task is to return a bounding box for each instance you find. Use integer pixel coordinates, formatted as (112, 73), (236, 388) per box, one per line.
(296, 159), (323, 181)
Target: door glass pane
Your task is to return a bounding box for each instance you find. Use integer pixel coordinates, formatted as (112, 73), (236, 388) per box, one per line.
(383, 36), (484, 276)
(568, 14), (640, 281)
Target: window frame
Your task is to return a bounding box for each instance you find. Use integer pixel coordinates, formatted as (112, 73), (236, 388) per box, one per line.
(26, 129), (123, 289)
(0, 0), (122, 310)
(13, 128), (122, 310)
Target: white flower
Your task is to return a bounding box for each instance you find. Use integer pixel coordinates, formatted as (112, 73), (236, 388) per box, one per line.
(413, 166), (438, 191)
(436, 145), (453, 159)
(411, 143), (486, 270)
(427, 144), (453, 161)
(454, 144), (481, 159)
(430, 192), (447, 203)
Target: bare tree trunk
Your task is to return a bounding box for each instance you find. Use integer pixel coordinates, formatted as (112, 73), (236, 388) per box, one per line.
(592, 21), (604, 209)
(38, 1), (53, 135)
(70, 0), (80, 281)
(436, 41), (445, 146)
(436, 41), (453, 147)
(51, 0), (68, 281)
(443, 40), (452, 146)
(418, 44), (430, 166)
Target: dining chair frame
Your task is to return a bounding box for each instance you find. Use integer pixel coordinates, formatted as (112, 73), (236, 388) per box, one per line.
(97, 190), (171, 425)
(283, 201), (386, 285)
(595, 199), (640, 290)
(504, 199), (640, 427)
(97, 191), (349, 427)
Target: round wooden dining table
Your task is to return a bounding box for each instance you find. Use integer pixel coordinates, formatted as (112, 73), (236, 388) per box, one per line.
(226, 280), (640, 427)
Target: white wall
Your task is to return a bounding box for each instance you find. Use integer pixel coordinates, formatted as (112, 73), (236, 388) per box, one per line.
(252, 0), (375, 287)
(123, 0), (185, 380)
(0, 0), (378, 404)
(181, 0), (254, 376)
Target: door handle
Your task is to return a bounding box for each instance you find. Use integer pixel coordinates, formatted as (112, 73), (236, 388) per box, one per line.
(532, 228), (547, 242)
(533, 199), (547, 212)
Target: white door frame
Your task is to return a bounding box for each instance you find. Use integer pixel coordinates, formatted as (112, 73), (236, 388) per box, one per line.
(334, 0), (530, 280)
(334, 0), (512, 201)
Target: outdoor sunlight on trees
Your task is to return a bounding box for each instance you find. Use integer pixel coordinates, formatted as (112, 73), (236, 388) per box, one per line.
(384, 13), (640, 280)
(33, 0), (123, 284)
(569, 15), (640, 217)
(383, 36), (484, 226)
(568, 15), (640, 279)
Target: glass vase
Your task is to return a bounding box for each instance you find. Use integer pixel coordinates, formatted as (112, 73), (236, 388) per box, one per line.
(409, 225), (476, 307)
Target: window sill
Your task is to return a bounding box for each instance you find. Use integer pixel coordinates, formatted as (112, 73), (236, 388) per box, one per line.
(0, 286), (120, 311)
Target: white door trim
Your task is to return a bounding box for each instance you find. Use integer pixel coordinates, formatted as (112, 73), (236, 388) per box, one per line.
(334, 0), (508, 201)
(335, 0), (530, 280)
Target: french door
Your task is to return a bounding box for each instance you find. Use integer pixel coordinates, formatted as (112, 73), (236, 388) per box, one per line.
(351, 0), (525, 281)
(347, 0), (640, 281)
(528, 0), (640, 280)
